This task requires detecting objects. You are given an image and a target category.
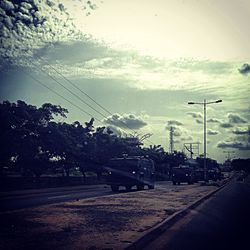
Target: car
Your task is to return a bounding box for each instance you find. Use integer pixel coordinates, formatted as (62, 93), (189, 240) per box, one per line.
(104, 156), (155, 192)
(172, 165), (194, 185)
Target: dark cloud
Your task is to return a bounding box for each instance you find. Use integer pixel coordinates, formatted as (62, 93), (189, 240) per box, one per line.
(166, 120), (183, 131)
(217, 141), (250, 151)
(228, 113), (247, 124)
(167, 120), (183, 126)
(232, 127), (250, 135)
(220, 122), (234, 128)
(187, 112), (202, 119)
(208, 129), (219, 135)
(103, 113), (147, 130)
(87, 1), (97, 10)
(196, 119), (203, 124)
(58, 3), (65, 12)
(217, 130), (250, 150)
(207, 118), (220, 123)
(239, 63), (250, 75)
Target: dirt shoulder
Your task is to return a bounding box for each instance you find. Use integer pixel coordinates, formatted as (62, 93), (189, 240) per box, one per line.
(0, 181), (225, 250)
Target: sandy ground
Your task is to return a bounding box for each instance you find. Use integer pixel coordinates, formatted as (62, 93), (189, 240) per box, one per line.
(0, 181), (224, 250)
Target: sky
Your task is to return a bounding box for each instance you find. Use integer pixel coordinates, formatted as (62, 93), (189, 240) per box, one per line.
(0, 0), (250, 163)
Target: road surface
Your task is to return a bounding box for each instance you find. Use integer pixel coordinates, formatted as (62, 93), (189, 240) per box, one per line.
(0, 185), (113, 212)
(143, 175), (250, 250)
(0, 182), (174, 212)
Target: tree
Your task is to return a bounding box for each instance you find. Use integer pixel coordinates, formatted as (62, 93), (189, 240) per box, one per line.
(0, 100), (68, 177)
(231, 158), (250, 173)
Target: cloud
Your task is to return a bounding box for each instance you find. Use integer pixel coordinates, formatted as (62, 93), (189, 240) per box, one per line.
(169, 59), (234, 75)
(207, 118), (220, 123)
(228, 113), (247, 124)
(232, 127), (250, 135)
(207, 129), (219, 135)
(187, 112), (202, 119)
(220, 123), (234, 128)
(196, 119), (203, 124)
(217, 141), (250, 151)
(173, 127), (182, 137)
(180, 136), (193, 142)
(217, 130), (250, 151)
(0, 0), (99, 66)
(167, 120), (183, 127)
(239, 63), (250, 75)
(103, 113), (147, 130)
(105, 125), (123, 137)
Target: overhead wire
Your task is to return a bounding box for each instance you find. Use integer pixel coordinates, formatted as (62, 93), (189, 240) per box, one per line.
(25, 61), (134, 137)
(27, 59), (109, 120)
(25, 56), (156, 145)
(36, 56), (156, 145)
(38, 56), (112, 116)
(37, 56), (149, 137)
(26, 71), (104, 124)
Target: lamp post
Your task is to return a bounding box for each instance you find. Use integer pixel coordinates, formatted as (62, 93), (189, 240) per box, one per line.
(188, 99), (222, 182)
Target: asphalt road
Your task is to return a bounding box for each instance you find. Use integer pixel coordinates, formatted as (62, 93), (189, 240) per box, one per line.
(144, 175), (250, 250)
(0, 182), (174, 212)
(0, 185), (113, 212)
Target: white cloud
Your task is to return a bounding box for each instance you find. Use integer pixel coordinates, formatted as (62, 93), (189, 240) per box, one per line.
(103, 113), (147, 130)
(0, 0), (99, 67)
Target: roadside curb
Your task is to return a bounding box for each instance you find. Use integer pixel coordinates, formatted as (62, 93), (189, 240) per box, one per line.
(125, 179), (231, 250)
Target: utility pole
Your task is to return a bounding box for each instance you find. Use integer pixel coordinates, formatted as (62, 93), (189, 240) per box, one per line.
(204, 99), (207, 180)
(169, 126), (174, 154)
(188, 99), (222, 182)
(184, 142), (201, 158)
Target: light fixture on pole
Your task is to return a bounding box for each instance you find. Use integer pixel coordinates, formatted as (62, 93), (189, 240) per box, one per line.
(188, 99), (222, 182)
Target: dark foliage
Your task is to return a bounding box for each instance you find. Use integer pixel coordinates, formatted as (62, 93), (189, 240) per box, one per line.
(0, 100), (193, 180)
(231, 158), (250, 173)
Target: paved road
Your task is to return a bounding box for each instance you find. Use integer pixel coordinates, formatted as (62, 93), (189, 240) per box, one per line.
(0, 185), (113, 212)
(0, 182), (174, 212)
(144, 176), (250, 250)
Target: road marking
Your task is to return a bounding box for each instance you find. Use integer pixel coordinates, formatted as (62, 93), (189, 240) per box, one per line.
(47, 194), (71, 200)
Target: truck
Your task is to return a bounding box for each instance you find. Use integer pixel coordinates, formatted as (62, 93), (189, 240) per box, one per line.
(104, 156), (155, 192)
(172, 165), (195, 185)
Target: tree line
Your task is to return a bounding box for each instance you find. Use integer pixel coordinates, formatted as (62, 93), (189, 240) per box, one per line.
(1, 100), (191, 179)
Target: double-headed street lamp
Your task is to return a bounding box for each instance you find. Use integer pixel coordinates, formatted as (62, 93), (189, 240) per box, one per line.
(188, 99), (222, 182)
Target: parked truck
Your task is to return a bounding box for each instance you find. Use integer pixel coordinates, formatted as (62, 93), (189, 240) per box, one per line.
(172, 165), (195, 185)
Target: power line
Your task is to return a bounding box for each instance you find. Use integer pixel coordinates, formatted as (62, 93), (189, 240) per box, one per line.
(28, 59), (137, 137)
(38, 56), (112, 116)
(28, 60), (109, 120)
(1, 63), (104, 124)
(35, 57), (156, 145)
(27, 71), (103, 124)
(2, 57), (156, 145)
(26, 67), (136, 137)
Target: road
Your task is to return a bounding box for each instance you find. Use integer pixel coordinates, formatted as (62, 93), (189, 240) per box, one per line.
(143, 175), (250, 250)
(0, 184), (113, 212)
(0, 182), (174, 212)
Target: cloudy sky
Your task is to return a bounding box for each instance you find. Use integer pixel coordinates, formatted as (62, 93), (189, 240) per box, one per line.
(0, 0), (249, 163)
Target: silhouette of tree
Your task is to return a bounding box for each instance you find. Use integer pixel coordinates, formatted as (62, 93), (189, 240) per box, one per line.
(0, 100), (68, 177)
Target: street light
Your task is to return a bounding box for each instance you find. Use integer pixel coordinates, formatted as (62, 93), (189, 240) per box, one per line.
(188, 99), (222, 182)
